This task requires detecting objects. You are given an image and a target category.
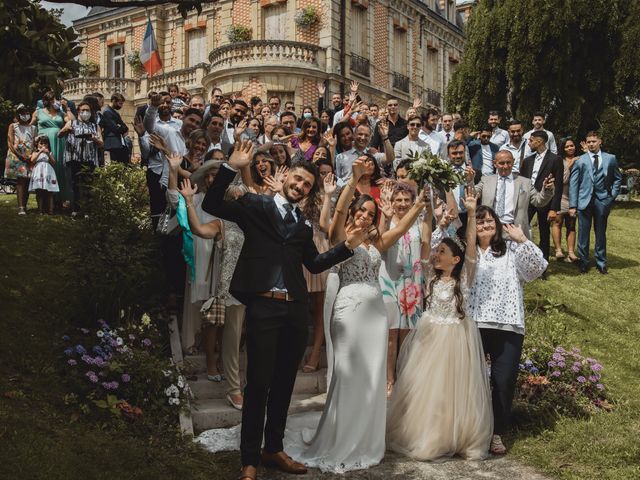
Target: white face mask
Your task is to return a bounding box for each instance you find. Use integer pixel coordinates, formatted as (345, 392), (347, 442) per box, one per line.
(19, 114), (30, 122)
(303, 112), (312, 119)
(53, 101), (61, 110)
(79, 111), (91, 121)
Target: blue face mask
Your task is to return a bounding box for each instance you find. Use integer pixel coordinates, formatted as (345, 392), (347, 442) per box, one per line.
(303, 112), (312, 119)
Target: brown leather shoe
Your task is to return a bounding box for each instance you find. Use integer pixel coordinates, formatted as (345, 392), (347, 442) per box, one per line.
(261, 450), (308, 474)
(237, 465), (257, 480)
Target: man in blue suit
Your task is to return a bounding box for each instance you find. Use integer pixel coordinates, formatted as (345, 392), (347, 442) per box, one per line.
(569, 131), (622, 274)
(468, 125), (499, 184)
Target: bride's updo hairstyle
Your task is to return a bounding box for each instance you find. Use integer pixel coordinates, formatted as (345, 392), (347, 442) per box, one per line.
(425, 237), (466, 319)
(347, 193), (380, 239)
(475, 205), (506, 257)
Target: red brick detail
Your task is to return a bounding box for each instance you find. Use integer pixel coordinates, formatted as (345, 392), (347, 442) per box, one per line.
(86, 37), (100, 64)
(300, 78), (317, 109)
(197, 19), (207, 28)
(240, 77), (266, 100)
(232, 0), (252, 28)
(373, 3), (389, 90)
(214, 13), (221, 48)
(296, 0), (321, 44)
(411, 25), (419, 96)
(185, 22), (194, 31)
(393, 17), (407, 32)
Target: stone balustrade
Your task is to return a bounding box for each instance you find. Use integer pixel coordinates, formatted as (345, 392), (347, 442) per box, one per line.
(63, 77), (138, 101)
(209, 40), (325, 72)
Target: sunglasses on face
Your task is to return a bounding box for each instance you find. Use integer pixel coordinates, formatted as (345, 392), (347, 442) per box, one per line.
(388, 104), (398, 107)
(408, 122), (421, 127)
(213, 95), (223, 99)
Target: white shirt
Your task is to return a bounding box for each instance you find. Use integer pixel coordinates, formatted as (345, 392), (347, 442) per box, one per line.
(438, 129), (454, 145)
(530, 149), (547, 185)
(273, 192), (299, 222)
(590, 150), (602, 169)
(418, 129), (445, 158)
(393, 135), (430, 169)
(481, 144), (494, 175)
(499, 141), (525, 174)
(470, 240), (548, 334)
(335, 147), (386, 181)
(523, 128), (557, 157)
(495, 174), (515, 224)
(490, 127), (509, 148)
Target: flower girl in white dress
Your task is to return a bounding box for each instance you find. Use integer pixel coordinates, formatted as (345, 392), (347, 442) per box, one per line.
(387, 187), (493, 461)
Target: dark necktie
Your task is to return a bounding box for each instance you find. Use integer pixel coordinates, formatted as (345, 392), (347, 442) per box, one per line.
(283, 203), (296, 225)
(593, 154), (599, 172)
(446, 133), (450, 142)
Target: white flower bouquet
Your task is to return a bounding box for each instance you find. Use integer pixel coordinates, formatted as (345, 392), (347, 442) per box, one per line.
(406, 149), (465, 192)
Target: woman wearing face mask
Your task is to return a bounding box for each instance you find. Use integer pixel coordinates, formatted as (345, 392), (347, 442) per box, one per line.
(4, 105), (37, 214)
(290, 117), (322, 162)
(58, 101), (103, 215)
(37, 90), (72, 207)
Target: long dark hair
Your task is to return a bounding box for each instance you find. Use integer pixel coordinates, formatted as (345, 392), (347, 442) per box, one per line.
(558, 136), (578, 160)
(333, 122), (353, 153)
(475, 205), (506, 257)
(425, 237), (466, 319)
(299, 117), (321, 145)
(250, 152), (275, 186)
(362, 152), (382, 186)
(345, 193), (380, 239)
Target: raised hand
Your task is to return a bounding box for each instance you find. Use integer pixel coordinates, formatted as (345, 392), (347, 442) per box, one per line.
(228, 139), (254, 170)
(350, 80), (360, 93)
(316, 82), (326, 96)
(168, 152), (182, 170)
(149, 133), (169, 155)
(178, 178), (198, 199)
(274, 165), (289, 184)
(322, 129), (336, 147)
(344, 223), (368, 250)
(323, 172), (337, 195)
(379, 195), (394, 219)
(234, 119), (247, 140)
(542, 174), (554, 191)
(378, 119), (389, 139)
(379, 179), (395, 201)
(352, 157), (367, 181)
(263, 175), (283, 194)
(149, 93), (163, 108)
(463, 186), (477, 212)
(503, 223), (527, 243)
(580, 140), (588, 153)
(412, 97), (423, 109)
(439, 207), (456, 228)
(464, 166), (475, 184)
(416, 185), (432, 210)
(133, 115), (145, 136)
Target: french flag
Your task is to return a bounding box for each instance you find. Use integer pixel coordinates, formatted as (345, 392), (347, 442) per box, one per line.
(139, 19), (162, 76)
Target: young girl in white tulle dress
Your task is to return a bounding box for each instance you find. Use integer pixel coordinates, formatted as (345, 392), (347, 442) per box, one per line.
(29, 136), (59, 214)
(386, 186), (493, 461)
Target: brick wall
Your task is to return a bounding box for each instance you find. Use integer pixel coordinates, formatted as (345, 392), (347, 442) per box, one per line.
(411, 23), (420, 97)
(86, 37), (100, 64)
(241, 77), (266, 99)
(296, 0), (321, 44)
(300, 78), (317, 110)
(373, 2), (389, 90)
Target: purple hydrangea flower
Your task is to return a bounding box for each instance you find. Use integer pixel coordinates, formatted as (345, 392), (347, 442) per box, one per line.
(121, 374), (131, 383)
(142, 338), (152, 347)
(524, 359), (533, 366)
(128, 334), (136, 341)
(552, 353), (563, 361)
(589, 375), (599, 382)
(577, 376), (587, 384)
(596, 384), (604, 391)
(75, 345), (87, 355)
(64, 348), (73, 356)
(571, 366), (580, 373)
(557, 361), (566, 368)
(68, 359), (77, 366)
(94, 357), (106, 368)
(81, 354), (94, 365)
(591, 363), (603, 372)
(531, 367), (539, 374)
(518, 363), (525, 370)
(62, 335), (70, 341)
(548, 361), (557, 368)
(551, 370), (561, 377)
(555, 346), (566, 353)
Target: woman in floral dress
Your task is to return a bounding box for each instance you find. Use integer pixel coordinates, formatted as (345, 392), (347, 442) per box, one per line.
(4, 104), (37, 214)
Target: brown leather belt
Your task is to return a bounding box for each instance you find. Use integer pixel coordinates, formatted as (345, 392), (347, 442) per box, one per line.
(256, 291), (295, 302)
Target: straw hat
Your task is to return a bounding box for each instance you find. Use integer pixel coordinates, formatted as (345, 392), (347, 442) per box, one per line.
(189, 159), (226, 190)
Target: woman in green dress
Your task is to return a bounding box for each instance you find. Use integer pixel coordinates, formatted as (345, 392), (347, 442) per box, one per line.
(34, 91), (72, 206)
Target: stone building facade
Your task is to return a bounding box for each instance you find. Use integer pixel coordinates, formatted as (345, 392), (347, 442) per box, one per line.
(67, 1), (466, 122)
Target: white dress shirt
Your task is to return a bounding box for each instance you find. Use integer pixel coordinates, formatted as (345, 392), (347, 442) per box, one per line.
(481, 144), (494, 175)
(438, 129), (454, 145)
(523, 129), (557, 157)
(490, 127), (509, 148)
(273, 192), (299, 222)
(530, 149), (547, 185)
(589, 150), (602, 169)
(495, 174), (515, 224)
(418, 129), (445, 158)
(499, 141), (525, 174)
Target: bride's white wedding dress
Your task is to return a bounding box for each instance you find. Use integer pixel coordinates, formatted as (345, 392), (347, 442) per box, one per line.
(386, 262), (493, 461)
(197, 245), (388, 473)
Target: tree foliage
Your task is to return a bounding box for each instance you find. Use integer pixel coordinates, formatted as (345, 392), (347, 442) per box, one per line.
(446, 0), (622, 137)
(44, 0), (206, 18)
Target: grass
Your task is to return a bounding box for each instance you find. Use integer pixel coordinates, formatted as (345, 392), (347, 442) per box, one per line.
(0, 195), (638, 479)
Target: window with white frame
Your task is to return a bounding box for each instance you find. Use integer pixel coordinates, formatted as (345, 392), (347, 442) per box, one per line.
(109, 44), (125, 78)
(351, 6), (368, 57)
(263, 3), (288, 41)
(187, 28), (208, 67)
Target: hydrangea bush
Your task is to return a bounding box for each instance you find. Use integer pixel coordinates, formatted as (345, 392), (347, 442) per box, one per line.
(516, 342), (613, 418)
(62, 316), (191, 422)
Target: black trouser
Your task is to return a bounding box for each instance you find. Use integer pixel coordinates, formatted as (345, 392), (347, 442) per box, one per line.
(108, 148), (130, 164)
(146, 169), (166, 230)
(528, 204), (551, 260)
(68, 161), (95, 213)
(480, 328), (524, 435)
(240, 296), (309, 467)
(160, 234), (185, 297)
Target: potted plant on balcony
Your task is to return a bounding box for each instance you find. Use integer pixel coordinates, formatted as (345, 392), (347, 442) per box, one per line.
(227, 25), (252, 43)
(79, 59), (99, 77)
(294, 6), (320, 28)
(127, 51), (145, 74)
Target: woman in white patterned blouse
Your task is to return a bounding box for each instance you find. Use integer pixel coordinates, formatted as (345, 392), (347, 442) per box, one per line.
(469, 205), (547, 455)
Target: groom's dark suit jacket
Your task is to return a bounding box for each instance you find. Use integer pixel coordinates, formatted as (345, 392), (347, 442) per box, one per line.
(202, 165), (353, 305)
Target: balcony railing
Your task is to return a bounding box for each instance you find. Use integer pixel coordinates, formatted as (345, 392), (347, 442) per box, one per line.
(209, 40), (325, 71)
(63, 77), (138, 99)
(63, 65), (209, 101)
(424, 88), (442, 107)
(350, 53), (370, 78)
(392, 73), (410, 93)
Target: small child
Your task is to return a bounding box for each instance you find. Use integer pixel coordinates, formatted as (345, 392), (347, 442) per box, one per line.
(29, 136), (59, 214)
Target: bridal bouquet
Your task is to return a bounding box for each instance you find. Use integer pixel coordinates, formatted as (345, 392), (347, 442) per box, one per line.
(406, 149), (465, 192)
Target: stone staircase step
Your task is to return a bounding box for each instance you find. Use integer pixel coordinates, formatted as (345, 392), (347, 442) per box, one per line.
(183, 347), (327, 375)
(189, 369), (328, 400)
(192, 393), (327, 432)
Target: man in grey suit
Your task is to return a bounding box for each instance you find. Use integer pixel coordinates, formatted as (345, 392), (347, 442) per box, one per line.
(475, 151), (554, 240)
(569, 131), (622, 274)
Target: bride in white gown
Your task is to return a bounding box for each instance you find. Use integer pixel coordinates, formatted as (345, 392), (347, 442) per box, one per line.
(197, 157), (429, 473)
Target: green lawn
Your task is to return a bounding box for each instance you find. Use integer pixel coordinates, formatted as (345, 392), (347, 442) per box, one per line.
(0, 195), (638, 479)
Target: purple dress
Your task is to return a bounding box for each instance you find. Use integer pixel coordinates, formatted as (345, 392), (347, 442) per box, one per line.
(290, 137), (318, 162)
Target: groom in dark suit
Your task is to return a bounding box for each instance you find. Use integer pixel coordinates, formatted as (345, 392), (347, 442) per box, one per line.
(202, 141), (364, 480)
